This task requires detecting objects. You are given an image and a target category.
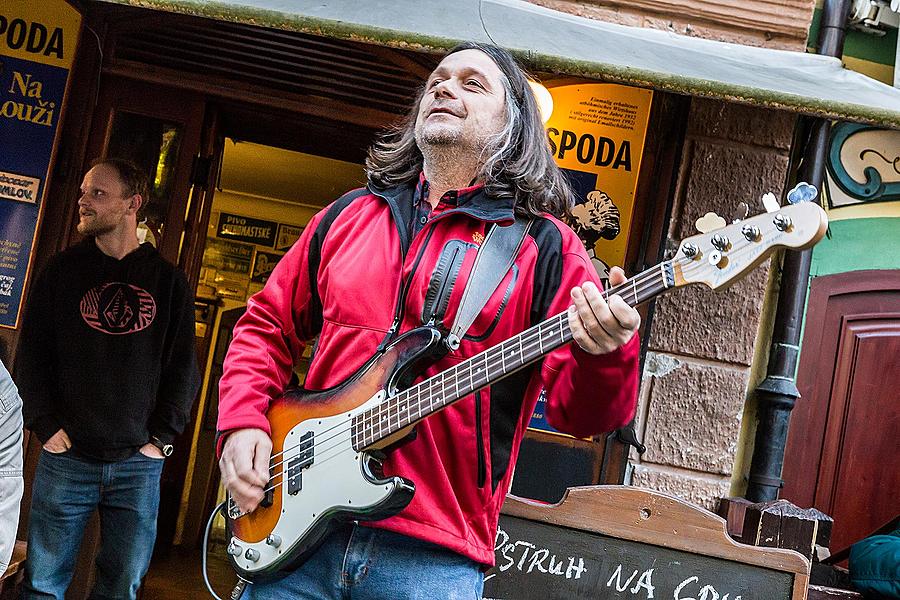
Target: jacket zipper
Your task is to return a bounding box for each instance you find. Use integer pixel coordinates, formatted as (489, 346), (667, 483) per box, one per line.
(475, 390), (486, 488)
(379, 223), (437, 350)
(376, 203), (496, 348)
(425, 244), (461, 326)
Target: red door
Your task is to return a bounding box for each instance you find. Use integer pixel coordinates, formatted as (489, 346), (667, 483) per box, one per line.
(782, 270), (900, 554)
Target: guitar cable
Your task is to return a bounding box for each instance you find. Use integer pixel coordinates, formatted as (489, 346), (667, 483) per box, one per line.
(203, 500), (251, 600)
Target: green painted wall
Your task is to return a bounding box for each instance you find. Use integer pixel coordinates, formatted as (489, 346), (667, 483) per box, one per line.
(809, 9), (898, 67)
(810, 217), (900, 277)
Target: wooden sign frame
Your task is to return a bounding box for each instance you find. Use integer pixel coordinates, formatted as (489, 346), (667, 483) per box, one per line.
(493, 486), (810, 600)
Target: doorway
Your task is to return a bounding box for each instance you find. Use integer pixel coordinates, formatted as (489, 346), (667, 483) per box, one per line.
(140, 137), (366, 599)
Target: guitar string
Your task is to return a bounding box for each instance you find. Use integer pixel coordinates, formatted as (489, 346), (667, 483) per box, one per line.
(244, 211), (788, 482)
(244, 231), (789, 512)
(258, 265), (668, 470)
(255, 265), (671, 481)
(236, 266), (673, 502)
(229, 214), (800, 512)
(243, 239), (779, 508)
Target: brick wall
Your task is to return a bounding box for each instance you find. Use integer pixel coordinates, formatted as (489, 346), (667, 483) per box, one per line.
(633, 99), (796, 508)
(528, 0), (815, 50)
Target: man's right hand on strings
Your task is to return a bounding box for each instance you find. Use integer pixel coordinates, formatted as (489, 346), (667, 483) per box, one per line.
(220, 427), (272, 513)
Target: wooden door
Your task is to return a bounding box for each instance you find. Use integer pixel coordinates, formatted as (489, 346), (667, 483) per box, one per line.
(79, 76), (206, 264)
(782, 269), (900, 554)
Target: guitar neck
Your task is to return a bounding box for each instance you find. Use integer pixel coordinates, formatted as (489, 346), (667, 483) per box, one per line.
(352, 261), (675, 449)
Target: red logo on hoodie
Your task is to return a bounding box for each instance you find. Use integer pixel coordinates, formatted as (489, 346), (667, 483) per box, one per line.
(80, 283), (156, 335)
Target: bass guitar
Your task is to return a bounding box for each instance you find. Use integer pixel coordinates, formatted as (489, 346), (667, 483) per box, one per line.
(224, 198), (828, 581)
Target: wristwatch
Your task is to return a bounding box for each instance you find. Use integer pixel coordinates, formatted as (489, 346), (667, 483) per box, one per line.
(150, 436), (174, 457)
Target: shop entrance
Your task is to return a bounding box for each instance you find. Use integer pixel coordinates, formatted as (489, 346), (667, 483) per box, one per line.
(175, 137), (367, 548)
(140, 135), (368, 598)
(50, 69), (377, 596)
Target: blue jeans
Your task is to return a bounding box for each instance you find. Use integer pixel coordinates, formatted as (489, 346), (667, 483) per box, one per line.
(22, 449), (164, 600)
(247, 524), (485, 600)
(0, 359), (23, 576)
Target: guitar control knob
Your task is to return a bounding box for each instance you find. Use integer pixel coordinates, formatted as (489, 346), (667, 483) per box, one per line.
(266, 534), (282, 548)
(773, 214), (792, 231)
(682, 243), (699, 259)
(742, 225), (761, 242)
(245, 548), (261, 562)
(711, 234), (730, 251)
(226, 541), (242, 557)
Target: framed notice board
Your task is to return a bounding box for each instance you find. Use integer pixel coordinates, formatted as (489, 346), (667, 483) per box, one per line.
(484, 486), (809, 600)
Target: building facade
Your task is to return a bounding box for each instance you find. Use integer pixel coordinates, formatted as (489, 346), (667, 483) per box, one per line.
(1, 0), (897, 595)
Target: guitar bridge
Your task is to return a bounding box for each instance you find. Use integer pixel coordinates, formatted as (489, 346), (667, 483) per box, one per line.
(226, 495), (246, 520)
(287, 431), (315, 495)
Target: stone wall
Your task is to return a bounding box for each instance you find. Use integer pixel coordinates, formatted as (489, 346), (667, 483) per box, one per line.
(526, 0), (811, 508)
(633, 99), (796, 508)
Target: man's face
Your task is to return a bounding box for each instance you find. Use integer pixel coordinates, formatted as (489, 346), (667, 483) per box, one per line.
(415, 49), (508, 154)
(77, 164), (135, 237)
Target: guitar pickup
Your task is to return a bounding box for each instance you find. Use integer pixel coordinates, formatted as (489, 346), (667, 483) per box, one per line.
(260, 484), (274, 508)
(287, 431), (315, 495)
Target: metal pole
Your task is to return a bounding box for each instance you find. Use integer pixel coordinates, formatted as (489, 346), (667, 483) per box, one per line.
(745, 0), (851, 502)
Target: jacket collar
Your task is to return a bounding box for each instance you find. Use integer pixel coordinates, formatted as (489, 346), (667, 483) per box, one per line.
(369, 175), (516, 229)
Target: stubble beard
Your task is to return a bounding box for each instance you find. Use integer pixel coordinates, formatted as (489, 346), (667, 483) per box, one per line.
(77, 216), (116, 237)
(416, 120), (462, 149)
(417, 122), (501, 176)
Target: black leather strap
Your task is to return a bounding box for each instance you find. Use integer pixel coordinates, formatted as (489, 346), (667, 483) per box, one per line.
(447, 218), (531, 350)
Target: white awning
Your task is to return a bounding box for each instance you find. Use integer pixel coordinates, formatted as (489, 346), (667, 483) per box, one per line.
(98, 0), (900, 127)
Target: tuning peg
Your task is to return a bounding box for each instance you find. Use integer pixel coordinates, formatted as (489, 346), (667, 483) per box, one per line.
(731, 202), (749, 223)
(695, 211), (727, 234)
(761, 192), (780, 214)
(787, 181), (818, 204)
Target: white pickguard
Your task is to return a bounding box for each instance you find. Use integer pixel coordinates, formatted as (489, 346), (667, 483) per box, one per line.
(229, 391), (399, 574)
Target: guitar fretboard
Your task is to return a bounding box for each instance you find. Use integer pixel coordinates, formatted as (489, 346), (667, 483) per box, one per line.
(350, 261), (674, 450)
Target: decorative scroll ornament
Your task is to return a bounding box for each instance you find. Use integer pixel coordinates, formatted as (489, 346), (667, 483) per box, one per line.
(826, 122), (900, 206)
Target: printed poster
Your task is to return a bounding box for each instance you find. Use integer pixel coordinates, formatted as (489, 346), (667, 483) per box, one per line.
(529, 83), (652, 436)
(217, 212), (277, 247)
(275, 223), (303, 251)
(0, 0), (82, 327)
(251, 250), (283, 284)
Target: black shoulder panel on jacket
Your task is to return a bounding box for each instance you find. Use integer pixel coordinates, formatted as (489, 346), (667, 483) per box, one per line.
(489, 368), (532, 492)
(306, 188), (371, 335)
(527, 217), (565, 327)
(488, 217), (565, 492)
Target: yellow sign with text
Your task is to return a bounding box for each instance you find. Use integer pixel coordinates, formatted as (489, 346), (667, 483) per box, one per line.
(1, 0), (81, 70)
(528, 83), (651, 436)
(546, 83), (652, 286)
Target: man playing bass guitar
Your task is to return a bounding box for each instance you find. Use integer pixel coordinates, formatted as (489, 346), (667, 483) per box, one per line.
(217, 42), (641, 599)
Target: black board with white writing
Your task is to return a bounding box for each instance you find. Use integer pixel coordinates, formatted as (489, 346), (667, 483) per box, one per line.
(482, 488), (808, 600)
(484, 515), (792, 600)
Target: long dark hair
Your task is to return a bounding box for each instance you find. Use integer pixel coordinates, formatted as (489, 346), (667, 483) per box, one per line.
(366, 42), (573, 218)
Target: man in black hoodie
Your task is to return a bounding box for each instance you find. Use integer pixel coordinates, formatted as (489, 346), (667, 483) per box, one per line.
(16, 158), (200, 600)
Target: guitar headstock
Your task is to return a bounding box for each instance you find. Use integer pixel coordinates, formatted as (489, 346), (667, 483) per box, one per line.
(672, 201), (828, 290)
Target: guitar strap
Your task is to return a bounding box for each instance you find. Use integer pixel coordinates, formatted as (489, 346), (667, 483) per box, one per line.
(445, 217), (532, 350)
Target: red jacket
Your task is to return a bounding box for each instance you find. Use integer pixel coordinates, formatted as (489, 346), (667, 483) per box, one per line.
(217, 180), (639, 566)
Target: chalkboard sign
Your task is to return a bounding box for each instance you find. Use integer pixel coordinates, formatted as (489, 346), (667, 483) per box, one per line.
(484, 486), (809, 600)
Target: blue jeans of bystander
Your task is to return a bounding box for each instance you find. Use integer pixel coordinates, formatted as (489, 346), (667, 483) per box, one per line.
(247, 523), (485, 600)
(22, 449), (164, 600)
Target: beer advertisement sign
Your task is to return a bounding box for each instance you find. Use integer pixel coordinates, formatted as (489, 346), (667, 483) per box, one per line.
(529, 82), (652, 436)
(0, 0), (81, 327)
